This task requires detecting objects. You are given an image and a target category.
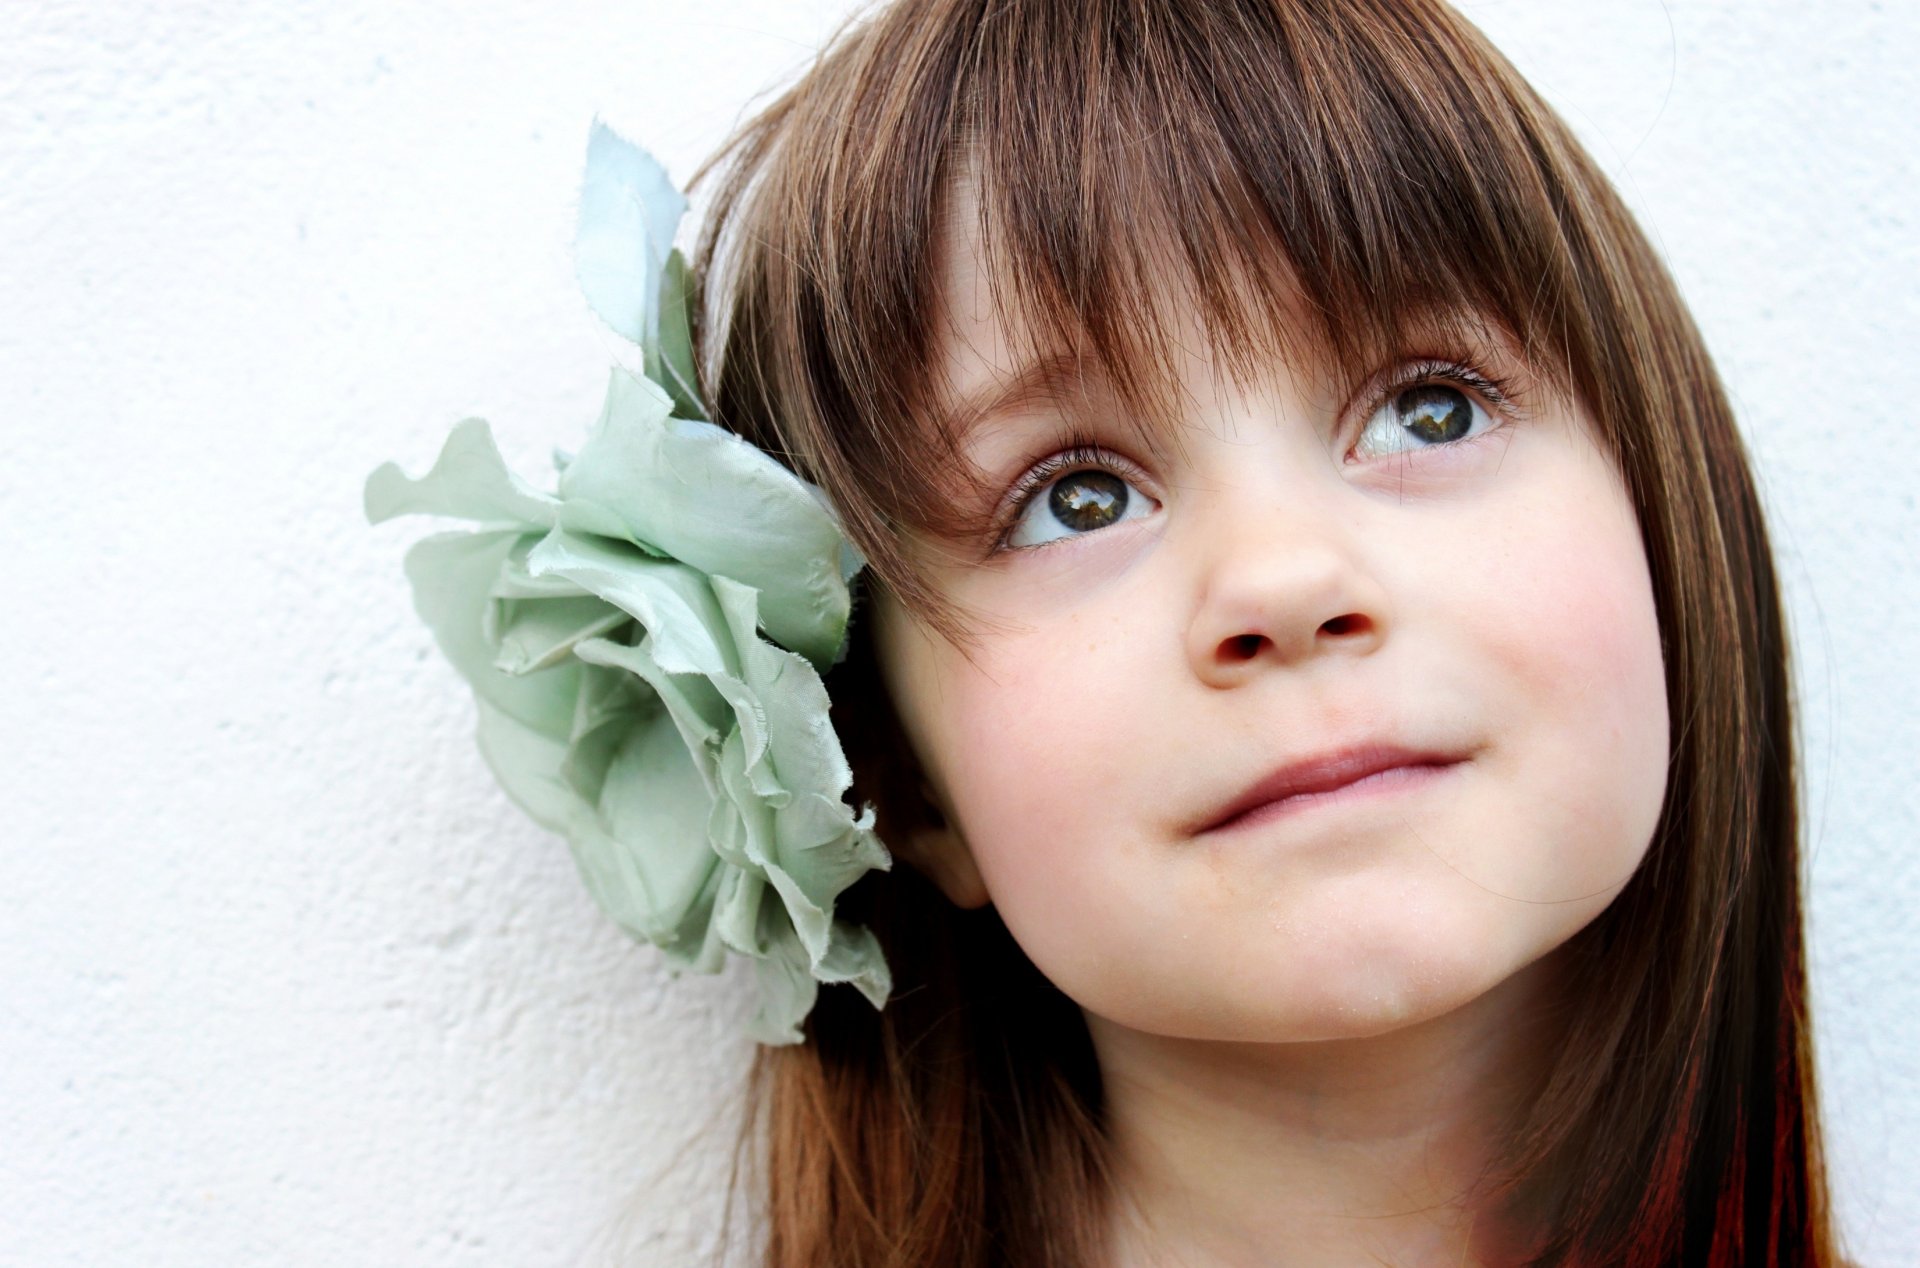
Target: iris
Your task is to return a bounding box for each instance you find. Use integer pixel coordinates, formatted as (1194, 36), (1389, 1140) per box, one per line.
(1050, 470), (1130, 532)
(1395, 385), (1473, 444)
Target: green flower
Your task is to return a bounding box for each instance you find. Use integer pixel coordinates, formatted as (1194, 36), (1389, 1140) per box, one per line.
(362, 121), (891, 1045)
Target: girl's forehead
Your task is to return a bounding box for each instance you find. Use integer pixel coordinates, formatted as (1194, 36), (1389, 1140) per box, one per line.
(924, 177), (1340, 439)
(923, 188), (1524, 455)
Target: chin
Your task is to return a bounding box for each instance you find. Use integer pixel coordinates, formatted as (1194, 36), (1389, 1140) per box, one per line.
(1226, 917), (1551, 1044)
(1284, 929), (1578, 1046)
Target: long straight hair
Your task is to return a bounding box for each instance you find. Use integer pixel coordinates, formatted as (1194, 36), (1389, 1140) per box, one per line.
(678, 1), (1841, 1262)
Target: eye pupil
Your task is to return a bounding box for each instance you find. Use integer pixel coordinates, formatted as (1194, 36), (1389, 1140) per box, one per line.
(1395, 385), (1472, 443)
(1050, 470), (1129, 531)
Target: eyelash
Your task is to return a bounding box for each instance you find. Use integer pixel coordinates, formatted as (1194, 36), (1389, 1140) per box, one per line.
(1369, 357), (1517, 426)
(989, 356), (1521, 554)
(991, 441), (1146, 553)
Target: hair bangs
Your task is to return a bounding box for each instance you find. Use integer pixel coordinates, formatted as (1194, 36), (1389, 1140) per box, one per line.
(947, 0), (1586, 469)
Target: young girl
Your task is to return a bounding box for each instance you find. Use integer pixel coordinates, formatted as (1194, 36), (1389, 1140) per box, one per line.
(373, 0), (1840, 1263)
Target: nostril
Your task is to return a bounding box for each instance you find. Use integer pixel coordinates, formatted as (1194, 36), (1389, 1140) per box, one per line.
(1320, 613), (1369, 637)
(1225, 633), (1265, 661)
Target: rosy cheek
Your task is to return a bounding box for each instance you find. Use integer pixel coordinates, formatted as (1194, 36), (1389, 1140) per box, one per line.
(1466, 467), (1669, 895)
(940, 642), (1084, 826)
(932, 631), (1142, 883)
(1540, 479), (1664, 725)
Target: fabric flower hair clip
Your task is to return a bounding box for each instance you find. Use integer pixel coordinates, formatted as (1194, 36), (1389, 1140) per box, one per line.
(363, 120), (893, 1046)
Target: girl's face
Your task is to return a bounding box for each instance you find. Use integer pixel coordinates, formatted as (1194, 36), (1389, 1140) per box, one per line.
(871, 213), (1671, 1043)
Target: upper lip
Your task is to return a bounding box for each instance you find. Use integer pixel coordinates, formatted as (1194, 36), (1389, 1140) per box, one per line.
(1193, 742), (1467, 834)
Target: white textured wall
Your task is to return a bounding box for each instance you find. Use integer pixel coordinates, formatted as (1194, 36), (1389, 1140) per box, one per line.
(2, 1), (1913, 1263)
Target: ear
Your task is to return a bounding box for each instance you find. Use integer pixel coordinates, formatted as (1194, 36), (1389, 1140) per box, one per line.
(893, 777), (992, 911)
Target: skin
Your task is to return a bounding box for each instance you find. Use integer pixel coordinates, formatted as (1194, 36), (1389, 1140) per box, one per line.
(870, 190), (1671, 1265)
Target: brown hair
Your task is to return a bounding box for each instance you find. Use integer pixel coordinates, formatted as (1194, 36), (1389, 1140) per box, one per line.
(676, 0), (1842, 1263)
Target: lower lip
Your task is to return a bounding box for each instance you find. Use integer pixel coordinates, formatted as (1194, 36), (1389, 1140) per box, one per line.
(1208, 761), (1463, 833)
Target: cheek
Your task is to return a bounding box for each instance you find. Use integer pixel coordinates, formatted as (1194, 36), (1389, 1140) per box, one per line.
(902, 613), (1162, 961)
(1453, 454), (1670, 908)
(939, 618), (1146, 835)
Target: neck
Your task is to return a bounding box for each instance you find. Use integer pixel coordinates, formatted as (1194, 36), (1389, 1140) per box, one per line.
(1088, 947), (1572, 1268)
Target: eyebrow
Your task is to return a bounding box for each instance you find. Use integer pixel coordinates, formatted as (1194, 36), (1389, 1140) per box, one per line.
(931, 349), (1098, 447)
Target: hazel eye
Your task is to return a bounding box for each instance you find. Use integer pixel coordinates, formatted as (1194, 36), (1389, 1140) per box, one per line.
(1006, 467), (1156, 549)
(1353, 382), (1495, 459)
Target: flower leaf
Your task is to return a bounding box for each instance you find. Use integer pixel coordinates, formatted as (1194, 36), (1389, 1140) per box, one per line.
(575, 117), (687, 353)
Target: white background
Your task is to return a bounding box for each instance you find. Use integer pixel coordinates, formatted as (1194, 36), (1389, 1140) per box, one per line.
(2, 0), (1914, 1263)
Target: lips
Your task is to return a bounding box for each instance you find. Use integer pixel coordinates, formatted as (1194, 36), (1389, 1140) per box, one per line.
(1194, 743), (1468, 834)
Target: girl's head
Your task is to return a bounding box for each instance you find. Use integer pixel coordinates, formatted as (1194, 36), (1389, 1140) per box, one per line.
(685, 0), (1832, 1262)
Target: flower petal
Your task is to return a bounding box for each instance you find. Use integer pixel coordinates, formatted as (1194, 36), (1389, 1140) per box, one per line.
(556, 660), (661, 808)
(815, 918), (891, 1011)
(559, 368), (854, 667)
(473, 694), (576, 834)
(403, 529), (578, 740)
(364, 417), (560, 530)
(492, 593), (629, 676)
(572, 705), (727, 948)
(745, 919), (819, 1047)
(526, 527), (738, 678)
(744, 902), (891, 1045)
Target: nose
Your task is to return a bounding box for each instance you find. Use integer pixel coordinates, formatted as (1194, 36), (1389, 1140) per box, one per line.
(1185, 501), (1390, 688)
